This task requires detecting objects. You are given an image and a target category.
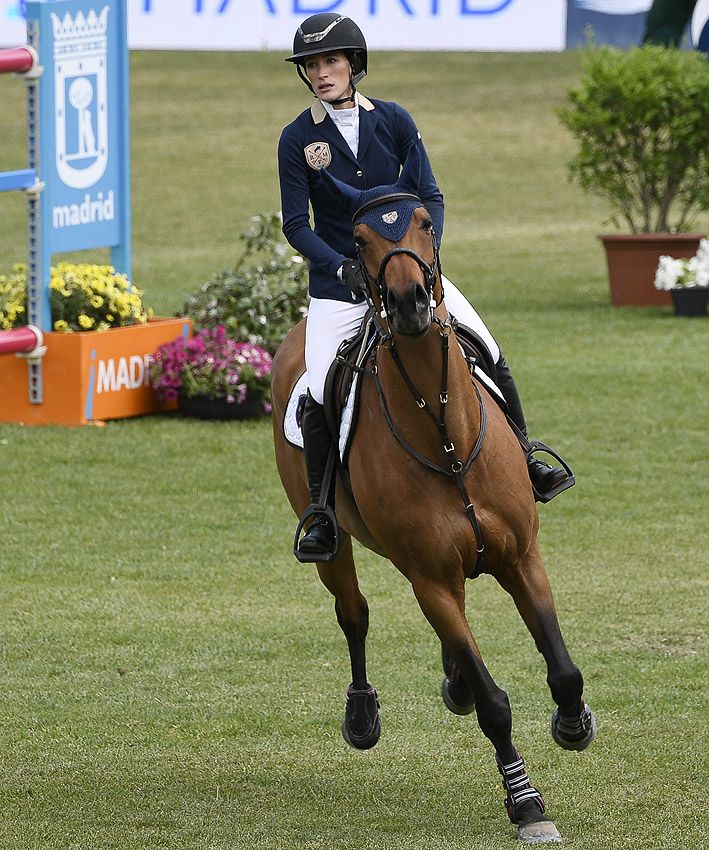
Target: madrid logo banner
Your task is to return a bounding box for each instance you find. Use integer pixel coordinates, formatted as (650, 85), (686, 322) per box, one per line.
(27, 0), (130, 259)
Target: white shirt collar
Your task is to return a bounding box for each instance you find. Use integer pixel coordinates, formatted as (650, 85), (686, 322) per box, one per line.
(321, 92), (359, 124)
(321, 93), (360, 157)
(310, 93), (375, 125)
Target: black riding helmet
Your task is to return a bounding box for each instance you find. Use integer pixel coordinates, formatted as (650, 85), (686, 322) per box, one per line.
(286, 13), (368, 94)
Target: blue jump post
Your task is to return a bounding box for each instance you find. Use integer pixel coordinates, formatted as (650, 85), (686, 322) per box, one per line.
(0, 0), (131, 404)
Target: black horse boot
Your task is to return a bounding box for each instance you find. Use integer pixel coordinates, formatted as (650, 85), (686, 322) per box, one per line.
(295, 391), (338, 561)
(495, 355), (569, 499)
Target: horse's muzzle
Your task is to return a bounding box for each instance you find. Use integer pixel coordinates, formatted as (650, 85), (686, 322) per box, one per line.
(386, 281), (431, 336)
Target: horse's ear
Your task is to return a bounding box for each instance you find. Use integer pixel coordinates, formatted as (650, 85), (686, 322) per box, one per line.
(396, 140), (423, 194)
(318, 167), (362, 214)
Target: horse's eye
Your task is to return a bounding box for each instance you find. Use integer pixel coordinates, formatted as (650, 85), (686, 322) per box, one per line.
(421, 219), (433, 232)
(354, 237), (367, 249)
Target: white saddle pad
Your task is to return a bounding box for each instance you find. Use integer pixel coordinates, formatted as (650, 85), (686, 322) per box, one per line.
(284, 370), (360, 463)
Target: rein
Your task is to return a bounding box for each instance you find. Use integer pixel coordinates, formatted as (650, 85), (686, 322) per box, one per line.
(353, 193), (487, 573)
(367, 318), (487, 573)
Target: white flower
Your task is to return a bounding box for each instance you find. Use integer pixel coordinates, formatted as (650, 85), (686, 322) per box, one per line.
(654, 255), (684, 290)
(684, 257), (709, 289)
(697, 238), (709, 264)
(654, 240), (709, 290)
(693, 239), (709, 287)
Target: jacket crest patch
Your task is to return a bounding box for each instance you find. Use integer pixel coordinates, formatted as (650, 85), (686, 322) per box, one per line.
(304, 142), (332, 170)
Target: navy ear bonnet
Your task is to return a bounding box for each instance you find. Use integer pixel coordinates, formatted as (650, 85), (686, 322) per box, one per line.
(351, 184), (423, 242)
(317, 140), (426, 241)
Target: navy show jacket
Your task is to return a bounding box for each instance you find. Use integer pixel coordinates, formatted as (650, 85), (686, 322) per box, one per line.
(278, 95), (444, 302)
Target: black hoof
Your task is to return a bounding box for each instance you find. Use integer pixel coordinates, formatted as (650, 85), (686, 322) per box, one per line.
(441, 677), (476, 715)
(441, 648), (475, 715)
(342, 685), (381, 750)
(510, 800), (561, 844)
(551, 702), (597, 751)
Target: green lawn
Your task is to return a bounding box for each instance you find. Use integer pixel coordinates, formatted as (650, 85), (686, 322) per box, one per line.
(1, 51), (707, 849)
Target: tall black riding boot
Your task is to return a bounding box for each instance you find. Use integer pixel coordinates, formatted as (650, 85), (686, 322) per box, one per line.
(495, 355), (568, 498)
(296, 391), (338, 560)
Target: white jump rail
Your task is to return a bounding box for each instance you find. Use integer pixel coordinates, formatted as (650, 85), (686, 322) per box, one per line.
(0, 42), (45, 401)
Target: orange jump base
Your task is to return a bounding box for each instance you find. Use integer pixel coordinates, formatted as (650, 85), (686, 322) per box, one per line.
(0, 317), (191, 426)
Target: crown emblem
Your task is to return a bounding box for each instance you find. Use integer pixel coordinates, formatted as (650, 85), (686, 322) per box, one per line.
(51, 6), (109, 58)
(382, 211), (398, 224)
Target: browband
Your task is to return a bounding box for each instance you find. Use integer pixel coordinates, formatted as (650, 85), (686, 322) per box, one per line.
(352, 192), (423, 223)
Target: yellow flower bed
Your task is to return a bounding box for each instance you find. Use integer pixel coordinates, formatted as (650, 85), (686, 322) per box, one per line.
(0, 262), (153, 332)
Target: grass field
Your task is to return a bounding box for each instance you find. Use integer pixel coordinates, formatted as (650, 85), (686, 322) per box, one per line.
(1, 51), (708, 849)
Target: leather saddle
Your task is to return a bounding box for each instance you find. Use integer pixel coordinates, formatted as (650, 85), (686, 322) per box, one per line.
(318, 313), (504, 471)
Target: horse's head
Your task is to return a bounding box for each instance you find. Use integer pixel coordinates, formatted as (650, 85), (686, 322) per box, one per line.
(320, 145), (442, 337)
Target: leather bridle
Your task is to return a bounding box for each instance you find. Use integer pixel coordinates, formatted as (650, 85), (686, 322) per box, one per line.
(352, 192), (443, 337)
(352, 192), (487, 576)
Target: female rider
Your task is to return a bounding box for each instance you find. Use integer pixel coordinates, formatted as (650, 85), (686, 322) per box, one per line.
(278, 13), (567, 562)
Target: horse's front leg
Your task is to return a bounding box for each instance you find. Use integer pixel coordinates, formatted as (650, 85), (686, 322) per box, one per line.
(411, 574), (562, 844)
(317, 533), (381, 750)
(498, 549), (597, 752)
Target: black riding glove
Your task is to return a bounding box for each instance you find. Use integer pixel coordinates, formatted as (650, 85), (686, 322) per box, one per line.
(338, 260), (368, 297)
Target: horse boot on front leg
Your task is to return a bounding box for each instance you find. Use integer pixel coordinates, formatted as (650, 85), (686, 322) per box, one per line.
(294, 391), (339, 563)
(495, 355), (573, 502)
(496, 750), (562, 843)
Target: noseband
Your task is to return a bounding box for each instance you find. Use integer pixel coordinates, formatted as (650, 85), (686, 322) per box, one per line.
(352, 192), (442, 332)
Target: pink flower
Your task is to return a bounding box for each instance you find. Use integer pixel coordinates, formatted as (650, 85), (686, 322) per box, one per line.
(149, 328), (272, 408)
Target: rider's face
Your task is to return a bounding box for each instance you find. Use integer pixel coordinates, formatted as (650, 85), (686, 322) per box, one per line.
(304, 51), (352, 108)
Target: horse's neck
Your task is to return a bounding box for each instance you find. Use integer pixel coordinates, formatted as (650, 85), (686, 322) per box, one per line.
(376, 317), (481, 446)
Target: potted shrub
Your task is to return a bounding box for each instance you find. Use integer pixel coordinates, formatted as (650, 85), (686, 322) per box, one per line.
(148, 213), (304, 420)
(180, 213), (308, 355)
(653, 238), (709, 317)
(558, 45), (709, 306)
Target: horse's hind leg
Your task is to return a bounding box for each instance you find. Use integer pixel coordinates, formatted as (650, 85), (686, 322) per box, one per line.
(317, 533), (380, 750)
(411, 575), (562, 844)
(499, 549), (597, 752)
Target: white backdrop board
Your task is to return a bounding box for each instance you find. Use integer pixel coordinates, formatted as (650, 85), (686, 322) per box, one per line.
(2, 0), (568, 51)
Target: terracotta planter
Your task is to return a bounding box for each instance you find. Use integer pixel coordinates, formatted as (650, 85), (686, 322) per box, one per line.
(670, 288), (708, 318)
(0, 317), (192, 426)
(177, 392), (267, 421)
(599, 233), (705, 307)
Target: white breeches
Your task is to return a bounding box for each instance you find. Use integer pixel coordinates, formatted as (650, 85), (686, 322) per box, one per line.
(304, 276), (500, 405)
(442, 276), (500, 363)
(305, 297), (369, 404)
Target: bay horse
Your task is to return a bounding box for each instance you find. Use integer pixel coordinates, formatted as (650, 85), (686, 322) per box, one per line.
(271, 147), (596, 844)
